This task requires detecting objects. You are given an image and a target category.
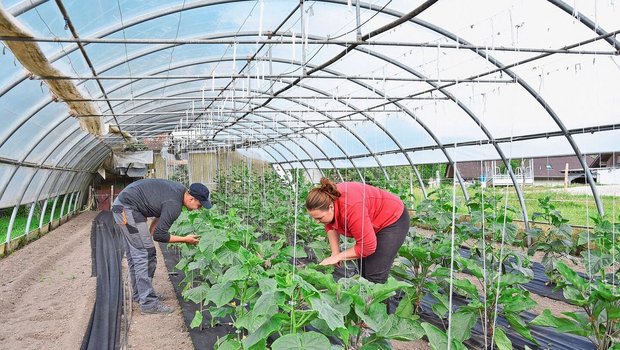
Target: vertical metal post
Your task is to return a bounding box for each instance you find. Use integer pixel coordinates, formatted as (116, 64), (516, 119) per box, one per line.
(5, 205), (19, 246)
(24, 201), (37, 237)
(59, 192), (69, 219)
(355, 0), (362, 40)
(268, 45), (274, 94)
(300, 0), (307, 75)
(73, 192), (79, 213)
(67, 192), (76, 217)
(49, 196), (60, 224)
(39, 199), (49, 228)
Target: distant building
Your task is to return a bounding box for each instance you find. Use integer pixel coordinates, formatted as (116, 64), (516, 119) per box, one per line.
(445, 154), (619, 186)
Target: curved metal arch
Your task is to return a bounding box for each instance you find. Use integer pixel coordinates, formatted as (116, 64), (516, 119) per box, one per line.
(96, 57), (392, 181)
(73, 26), (429, 190)
(106, 0), (615, 214)
(95, 69), (367, 180)
(120, 92), (372, 180)
(23, 136), (105, 216)
(264, 143), (314, 181)
(402, 9), (607, 215)
(351, 45), (529, 226)
(101, 80), (346, 181)
(90, 49), (424, 190)
(0, 117), (100, 205)
(4, 0), (608, 211)
(117, 94), (360, 181)
(0, 0), (254, 98)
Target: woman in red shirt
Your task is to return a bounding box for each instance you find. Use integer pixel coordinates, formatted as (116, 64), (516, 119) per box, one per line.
(306, 177), (410, 284)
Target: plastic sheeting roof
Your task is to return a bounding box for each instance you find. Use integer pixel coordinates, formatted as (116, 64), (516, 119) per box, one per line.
(0, 0), (619, 210)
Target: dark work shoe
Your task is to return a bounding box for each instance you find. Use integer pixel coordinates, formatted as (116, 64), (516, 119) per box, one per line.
(140, 303), (173, 315)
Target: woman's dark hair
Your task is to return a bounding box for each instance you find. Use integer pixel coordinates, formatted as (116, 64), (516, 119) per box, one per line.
(305, 177), (341, 210)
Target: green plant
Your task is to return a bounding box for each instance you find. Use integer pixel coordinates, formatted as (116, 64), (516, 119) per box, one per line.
(452, 191), (537, 349)
(532, 216), (620, 349)
(526, 196), (577, 285)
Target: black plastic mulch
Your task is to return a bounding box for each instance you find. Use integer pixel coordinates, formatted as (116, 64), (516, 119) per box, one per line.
(82, 211), (125, 350)
(160, 246), (596, 350)
(160, 243), (235, 350)
(333, 263), (595, 350)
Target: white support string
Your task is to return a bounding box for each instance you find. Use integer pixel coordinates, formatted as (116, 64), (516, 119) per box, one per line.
(586, 195), (592, 291)
(490, 183), (511, 348)
(290, 169), (299, 329)
(481, 164), (489, 350)
(446, 145), (458, 350)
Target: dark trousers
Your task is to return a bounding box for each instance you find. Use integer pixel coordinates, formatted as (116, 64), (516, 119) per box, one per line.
(357, 206), (410, 284)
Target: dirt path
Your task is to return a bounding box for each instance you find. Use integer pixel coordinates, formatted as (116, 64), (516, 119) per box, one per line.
(0, 211), (194, 350)
(127, 243), (193, 350)
(0, 211), (97, 350)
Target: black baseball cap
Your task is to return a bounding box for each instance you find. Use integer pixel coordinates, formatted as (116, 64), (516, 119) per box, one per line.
(188, 183), (212, 209)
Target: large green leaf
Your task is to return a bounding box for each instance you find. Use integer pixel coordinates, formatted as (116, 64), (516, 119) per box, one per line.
(309, 295), (345, 331)
(500, 273), (530, 287)
(243, 318), (282, 349)
(214, 335), (242, 350)
(298, 268), (338, 293)
(448, 311), (477, 342)
(421, 322), (467, 350)
(493, 328), (512, 350)
(182, 283), (210, 304)
(356, 302), (389, 332)
(271, 331), (331, 350)
(555, 261), (587, 291)
(282, 245), (308, 258)
(376, 316), (425, 341)
(190, 310), (203, 329)
(198, 230), (227, 254)
(504, 313), (536, 343)
(358, 338), (393, 350)
(220, 265), (249, 283)
(206, 282), (236, 307)
(369, 277), (410, 302)
(258, 277), (277, 293)
(530, 309), (587, 336)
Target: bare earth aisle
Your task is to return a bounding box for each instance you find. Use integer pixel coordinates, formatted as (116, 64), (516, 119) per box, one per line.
(127, 241), (193, 350)
(0, 211), (97, 349)
(0, 211), (194, 350)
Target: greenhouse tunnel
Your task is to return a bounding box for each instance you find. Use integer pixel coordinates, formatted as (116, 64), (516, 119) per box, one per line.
(0, 0), (619, 349)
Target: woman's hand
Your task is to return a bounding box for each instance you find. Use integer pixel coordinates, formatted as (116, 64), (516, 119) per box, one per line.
(319, 254), (341, 266)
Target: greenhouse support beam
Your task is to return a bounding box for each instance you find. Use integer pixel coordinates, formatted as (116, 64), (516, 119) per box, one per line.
(67, 95), (449, 102)
(351, 45), (530, 228)
(24, 201), (37, 237)
(0, 8), (103, 135)
(2, 36), (615, 56)
(0, 157), (92, 173)
(211, 0), (438, 138)
(5, 205), (19, 247)
(59, 192), (68, 219)
(48, 196), (59, 225)
(39, 199), (49, 229)
(412, 165), (427, 199)
(37, 74), (513, 83)
(52, 0), (128, 141)
(67, 190), (77, 215)
(117, 86), (368, 180)
(77, 109), (406, 116)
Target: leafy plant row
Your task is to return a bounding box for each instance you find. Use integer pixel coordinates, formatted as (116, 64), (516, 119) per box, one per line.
(171, 164), (619, 349)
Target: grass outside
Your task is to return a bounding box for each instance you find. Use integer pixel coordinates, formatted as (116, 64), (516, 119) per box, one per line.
(0, 197), (64, 244)
(0, 212), (28, 244)
(412, 185), (619, 227)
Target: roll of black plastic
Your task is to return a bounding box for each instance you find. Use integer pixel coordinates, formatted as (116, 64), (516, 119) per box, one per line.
(81, 211), (125, 350)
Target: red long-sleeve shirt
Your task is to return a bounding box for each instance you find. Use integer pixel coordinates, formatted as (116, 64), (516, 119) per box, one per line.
(324, 182), (404, 258)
